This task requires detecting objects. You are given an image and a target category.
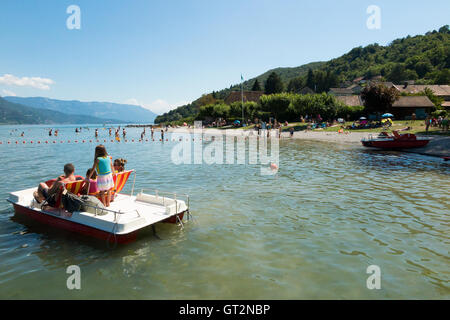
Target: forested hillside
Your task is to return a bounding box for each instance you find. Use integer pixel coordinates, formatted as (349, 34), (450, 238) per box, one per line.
(155, 25), (450, 124)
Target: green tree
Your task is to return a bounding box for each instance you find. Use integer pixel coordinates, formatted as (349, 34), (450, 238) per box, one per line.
(264, 72), (284, 94)
(287, 77), (305, 93)
(306, 68), (315, 91)
(414, 60), (433, 78)
(361, 84), (399, 114)
(196, 94), (216, 107)
(211, 103), (230, 119)
(435, 69), (450, 84)
(439, 25), (450, 34)
(251, 79), (262, 91)
(259, 93), (291, 120)
(387, 63), (409, 83)
(424, 87), (443, 108)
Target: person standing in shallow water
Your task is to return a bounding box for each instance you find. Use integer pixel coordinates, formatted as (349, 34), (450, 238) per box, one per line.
(88, 145), (114, 207)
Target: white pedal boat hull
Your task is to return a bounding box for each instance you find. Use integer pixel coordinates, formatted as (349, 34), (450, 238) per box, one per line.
(8, 188), (188, 244)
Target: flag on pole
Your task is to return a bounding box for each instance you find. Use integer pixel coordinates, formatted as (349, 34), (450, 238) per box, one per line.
(241, 74), (244, 123)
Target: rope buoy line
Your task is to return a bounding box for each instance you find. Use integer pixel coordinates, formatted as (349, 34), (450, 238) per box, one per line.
(0, 136), (270, 145)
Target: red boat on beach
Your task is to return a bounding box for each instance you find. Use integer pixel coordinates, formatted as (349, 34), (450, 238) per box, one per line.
(361, 131), (430, 149)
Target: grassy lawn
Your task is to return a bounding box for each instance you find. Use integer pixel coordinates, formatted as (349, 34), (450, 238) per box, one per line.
(317, 120), (449, 136)
(216, 120), (450, 136)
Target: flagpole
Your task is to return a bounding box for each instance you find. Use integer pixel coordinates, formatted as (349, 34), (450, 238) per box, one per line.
(241, 74), (244, 124)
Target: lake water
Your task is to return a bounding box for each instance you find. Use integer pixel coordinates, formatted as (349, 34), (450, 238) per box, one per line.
(0, 124), (449, 299)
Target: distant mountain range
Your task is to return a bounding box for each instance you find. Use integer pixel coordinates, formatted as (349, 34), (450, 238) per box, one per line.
(0, 97), (125, 124)
(3, 96), (157, 124)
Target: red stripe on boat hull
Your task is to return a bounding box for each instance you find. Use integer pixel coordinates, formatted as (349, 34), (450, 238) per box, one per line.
(12, 203), (137, 244)
(162, 212), (185, 224)
(362, 139), (429, 149)
(12, 203), (185, 244)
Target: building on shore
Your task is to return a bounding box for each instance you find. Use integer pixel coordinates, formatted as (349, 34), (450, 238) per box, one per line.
(390, 96), (435, 119)
(328, 87), (354, 96)
(393, 84), (450, 101)
(334, 95), (363, 107)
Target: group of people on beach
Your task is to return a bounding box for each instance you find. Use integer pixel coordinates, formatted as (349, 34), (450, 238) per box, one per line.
(425, 115), (449, 133)
(33, 144), (127, 208)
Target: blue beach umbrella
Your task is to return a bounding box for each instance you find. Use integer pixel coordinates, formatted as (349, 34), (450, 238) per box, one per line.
(382, 113), (394, 118)
(234, 120), (241, 124)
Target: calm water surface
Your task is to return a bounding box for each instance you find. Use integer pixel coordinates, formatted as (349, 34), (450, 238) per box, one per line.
(0, 125), (449, 299)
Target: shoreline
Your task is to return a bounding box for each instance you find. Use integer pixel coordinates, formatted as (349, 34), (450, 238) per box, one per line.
(168, 127), (450, 158)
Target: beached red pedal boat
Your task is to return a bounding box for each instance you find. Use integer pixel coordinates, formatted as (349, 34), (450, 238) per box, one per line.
(7, 170), (190, 244)
(361, 131), (430, 149)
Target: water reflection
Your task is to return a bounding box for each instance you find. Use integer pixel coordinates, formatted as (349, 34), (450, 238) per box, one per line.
(0, 125), (449, 299)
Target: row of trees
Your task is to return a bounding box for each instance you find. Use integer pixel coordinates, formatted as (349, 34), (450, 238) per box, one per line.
(198, 83), (446, 124)
(250, 69), (341, 95)
(197, 93), (365, 123)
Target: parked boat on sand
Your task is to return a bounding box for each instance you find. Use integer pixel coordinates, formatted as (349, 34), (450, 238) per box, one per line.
(361, 131), (430, 149)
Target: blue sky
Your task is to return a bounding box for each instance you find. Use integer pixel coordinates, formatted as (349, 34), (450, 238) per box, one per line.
(0, 0), (449, 114)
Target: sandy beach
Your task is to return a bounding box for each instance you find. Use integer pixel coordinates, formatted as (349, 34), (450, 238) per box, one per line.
(168, 127), (450, 158)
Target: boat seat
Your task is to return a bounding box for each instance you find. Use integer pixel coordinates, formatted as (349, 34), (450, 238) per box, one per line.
(44, 175), (84, 188)
(50, 179), (86, 209)
(45, 171), (133, 209)
(113, 170), (133, 194)
(96, 170), (134, 202)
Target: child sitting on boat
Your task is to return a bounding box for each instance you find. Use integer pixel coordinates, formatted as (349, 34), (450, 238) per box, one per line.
(83, 168), (99, 196)
(88, 145), (114, 207)
(113, 158), (127, 173)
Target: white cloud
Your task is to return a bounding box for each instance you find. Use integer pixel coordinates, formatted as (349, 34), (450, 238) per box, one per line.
(124, 98), (140, 106)
(124, 98), (190, 114)
(0, 74), (54, 90)
(1, 89), (16, 96)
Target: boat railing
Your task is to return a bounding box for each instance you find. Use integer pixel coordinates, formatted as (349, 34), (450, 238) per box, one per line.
(130, 170), (136, 197)
(138, 188), (191, 220)
(80, 202), (131, 222)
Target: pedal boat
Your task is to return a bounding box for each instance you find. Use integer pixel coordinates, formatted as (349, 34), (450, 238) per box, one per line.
(361, 131), (430, 149)
(7, 170), (190, 244)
